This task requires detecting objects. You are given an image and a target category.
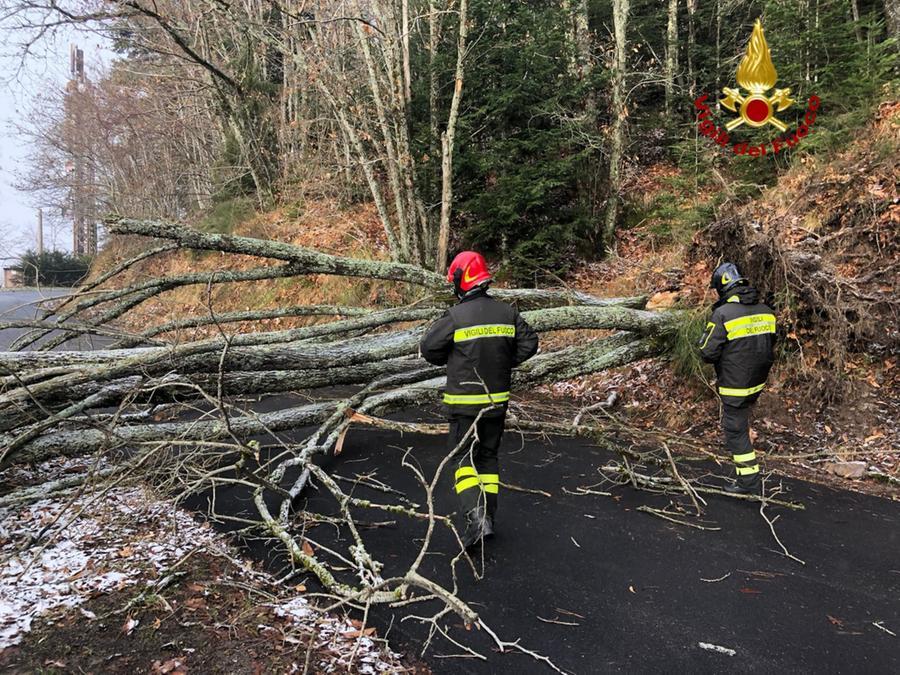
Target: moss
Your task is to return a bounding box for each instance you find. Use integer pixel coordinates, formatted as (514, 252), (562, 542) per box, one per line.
(282, 198), (306, 220)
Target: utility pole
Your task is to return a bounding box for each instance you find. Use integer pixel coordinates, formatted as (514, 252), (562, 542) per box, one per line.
(37, 208), (44, 256)
(68, 44), (97, 257)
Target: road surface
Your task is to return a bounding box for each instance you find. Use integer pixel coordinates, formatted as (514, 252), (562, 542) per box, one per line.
(0, 287), (111, 350)
(190, 401), (900, 674)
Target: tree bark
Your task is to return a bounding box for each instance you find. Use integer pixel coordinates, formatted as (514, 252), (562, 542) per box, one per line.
(686, 0), (696, 98)
(885, 0), (900, 42)
(428, 0), (441, 254)
(4, 400), (337, 469)
(119, 304), (373, 346)
(601, 0), (629, 253)
(436, 0), (469, 273)
(665, 0), (678, 117)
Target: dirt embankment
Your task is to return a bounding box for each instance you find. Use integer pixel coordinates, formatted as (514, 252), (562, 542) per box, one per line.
(537, 101), (899, 499)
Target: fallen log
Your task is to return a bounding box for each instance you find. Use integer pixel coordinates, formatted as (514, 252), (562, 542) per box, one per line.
(0, 305), (675, 420)
(0, 217), (693, 639)
(3, 400), (338, 468)
(2, 331), (660, 467)
(108, 217), (447, 288)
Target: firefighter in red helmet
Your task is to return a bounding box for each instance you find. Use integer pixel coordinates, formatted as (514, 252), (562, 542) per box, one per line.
(420, 251), (539, 548)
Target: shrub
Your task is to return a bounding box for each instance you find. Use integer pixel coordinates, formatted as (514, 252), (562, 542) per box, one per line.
(15, 250), (92, 287)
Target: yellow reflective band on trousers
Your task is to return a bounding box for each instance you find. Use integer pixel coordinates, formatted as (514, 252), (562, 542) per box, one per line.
(718, 383), (766, 397)
(724, 313), (776, 341)
(453, 324), (516, 342)
(736, 465), (760, 476)
(455, 469), (500, 494)
(455, 477), (482, 493)
(733, 451), (758, 464)
(443, 391), (510, 405)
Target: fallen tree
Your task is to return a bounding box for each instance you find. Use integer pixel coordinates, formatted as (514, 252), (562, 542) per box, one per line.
(0, 216), (724, 669)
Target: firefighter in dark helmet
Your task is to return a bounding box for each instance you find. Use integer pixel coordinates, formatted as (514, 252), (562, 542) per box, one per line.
(420, 251), (539, 547)
(699, 262), (776, 495)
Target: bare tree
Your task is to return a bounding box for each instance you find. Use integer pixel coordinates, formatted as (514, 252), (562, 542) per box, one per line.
(665, 0), (679, 116)
(436, 0), (468, 272)
(601, 0), (630, 253)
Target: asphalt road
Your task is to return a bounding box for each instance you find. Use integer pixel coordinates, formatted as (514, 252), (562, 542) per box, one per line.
(0, 288), (110, 350)
(3, 289), (895, 673)
(192, 400), (900, 675)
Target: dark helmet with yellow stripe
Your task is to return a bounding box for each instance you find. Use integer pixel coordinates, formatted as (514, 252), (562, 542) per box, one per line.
(710, 262), (747, 297)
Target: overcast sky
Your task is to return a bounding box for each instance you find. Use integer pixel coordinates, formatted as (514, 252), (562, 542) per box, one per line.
(0, 23), (110, 263)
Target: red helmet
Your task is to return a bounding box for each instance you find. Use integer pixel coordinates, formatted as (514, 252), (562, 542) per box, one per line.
(447, 251), (492, 293)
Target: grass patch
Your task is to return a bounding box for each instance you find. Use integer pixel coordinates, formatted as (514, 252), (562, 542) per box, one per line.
(198, 196), (257, 234)
(282, 198), (306, 220)
(642, 192), (717, 246)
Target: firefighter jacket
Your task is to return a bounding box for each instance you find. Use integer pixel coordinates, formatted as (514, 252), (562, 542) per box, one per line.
(420, 289), (539, 417)
(699, 285), (776, 408)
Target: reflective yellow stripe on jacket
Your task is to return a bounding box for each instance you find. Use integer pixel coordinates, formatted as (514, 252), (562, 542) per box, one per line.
(724, 313), (776, 340)
(443, 391), (510, 405)
(453, 324), (515, 342)
(699, 322), (716, 350)
(718, 383), (766, 397)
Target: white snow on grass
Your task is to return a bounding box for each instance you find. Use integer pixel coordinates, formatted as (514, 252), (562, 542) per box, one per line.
(0, 458), (407, 673)
(0, 483), (219, 650)
(271, 596), (403, 674)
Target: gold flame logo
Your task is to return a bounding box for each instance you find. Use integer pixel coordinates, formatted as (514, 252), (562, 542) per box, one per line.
(721, 19), (794, 131)
(736, 20), (777, 93)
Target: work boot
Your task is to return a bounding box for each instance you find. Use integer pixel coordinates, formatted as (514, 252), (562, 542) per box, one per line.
(462, 506), (493, 548)
(486, 498), (497, 536)
(724, 477), (762, 496)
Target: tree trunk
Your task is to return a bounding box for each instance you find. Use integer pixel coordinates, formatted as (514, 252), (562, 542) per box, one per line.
(401, 0), (411, 105)
(428, 0), (441, 257)
(686, 0), (696, 98)
(665, 0), (678, 117)
(886, 0), (900, 39)
(715, 0), (722, 96)
(108, 217), (445, 288)
(436, 0), (469, 273)
(601, 0), (629, 253)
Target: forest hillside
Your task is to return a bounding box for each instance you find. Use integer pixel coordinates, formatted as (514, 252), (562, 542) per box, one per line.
(1, 2), (899, 671)
(89, 97), (900, 495)
(4, 0), (897, 491)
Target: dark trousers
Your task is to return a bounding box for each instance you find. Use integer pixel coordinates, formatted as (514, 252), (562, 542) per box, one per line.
(721, 404), (760, 485)
(448, 413), (505, 518)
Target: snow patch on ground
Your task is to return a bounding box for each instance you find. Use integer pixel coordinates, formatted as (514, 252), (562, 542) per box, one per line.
(270, 596), (403, 674)
(0, 457), (407, 673)
(0, 484), (219, 649)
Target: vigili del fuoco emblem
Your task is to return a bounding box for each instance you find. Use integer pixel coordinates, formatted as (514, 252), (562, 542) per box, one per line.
(720, 19), (794, 132)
